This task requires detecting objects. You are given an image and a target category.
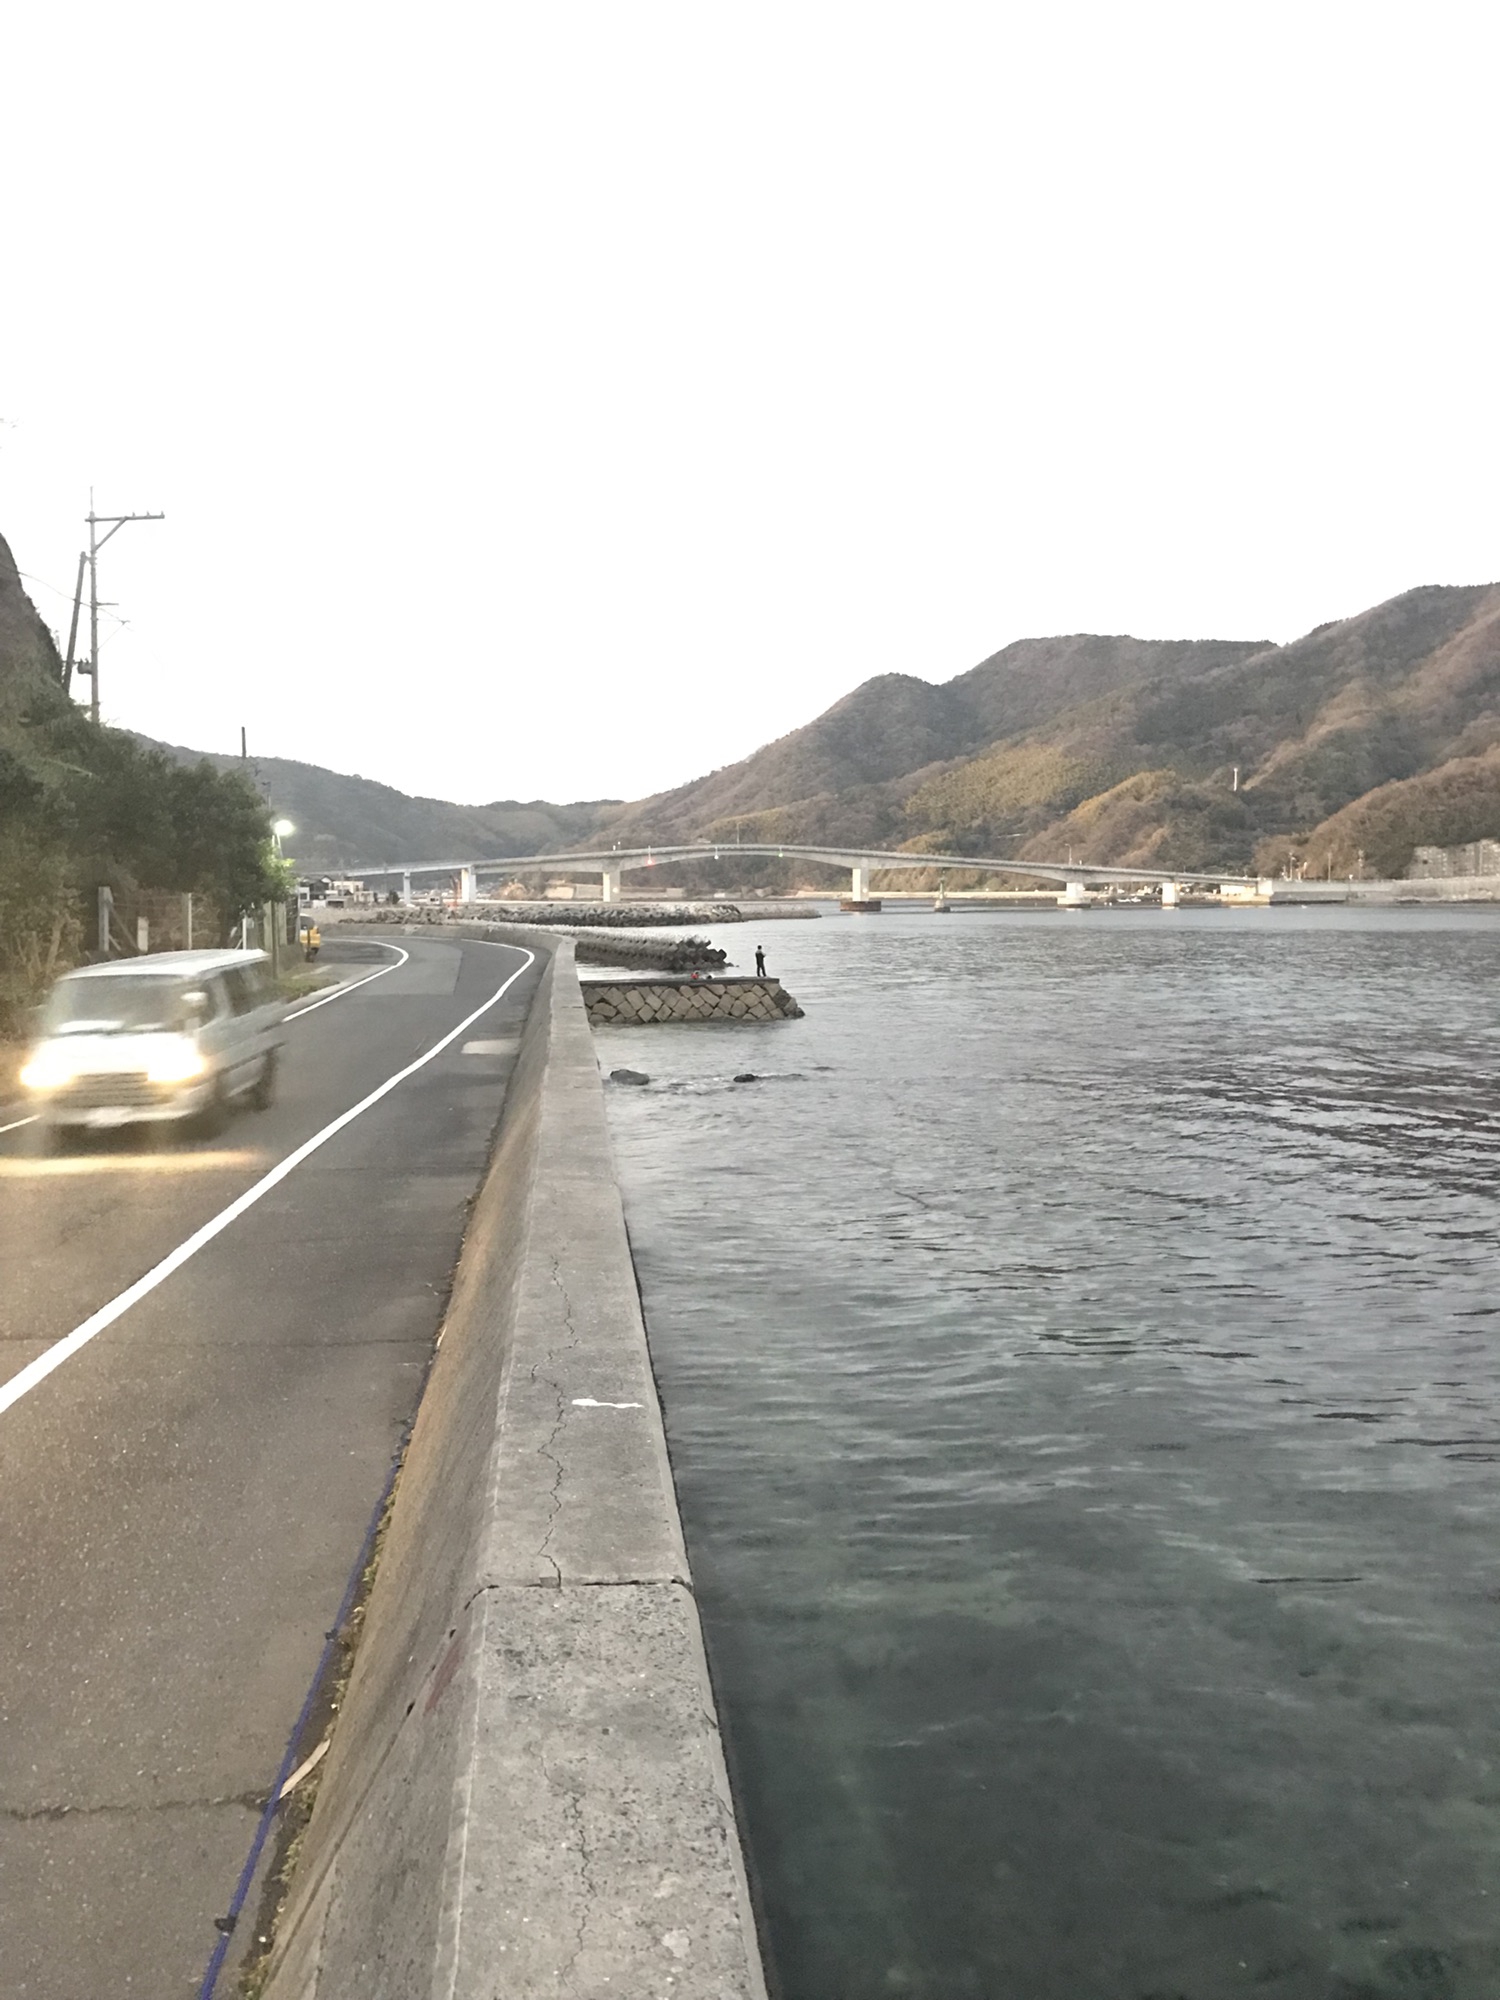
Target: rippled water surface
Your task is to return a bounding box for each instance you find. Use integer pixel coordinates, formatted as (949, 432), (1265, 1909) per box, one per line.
(597, 907), (1500, 2000)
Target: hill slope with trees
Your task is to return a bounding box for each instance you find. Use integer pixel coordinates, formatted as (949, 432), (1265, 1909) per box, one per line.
(114, 579), (1500, 891)
(0, 533), (283, 1035)
(143, 743), (613, 876)
(589, 586), (1500, 878)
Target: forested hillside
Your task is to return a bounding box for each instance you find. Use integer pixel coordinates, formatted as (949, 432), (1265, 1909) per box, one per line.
(115, 579), (1500, 891)
(591, 586), (1500, 877)
(144, 743), (613, 875)
(0, 534), (281, 1035)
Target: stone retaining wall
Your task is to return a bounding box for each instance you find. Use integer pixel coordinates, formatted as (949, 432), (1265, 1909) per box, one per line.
(585, 976), (804, 1023)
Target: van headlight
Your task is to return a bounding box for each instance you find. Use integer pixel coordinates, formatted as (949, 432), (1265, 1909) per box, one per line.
(19, 1049), (80, 1093)
(146, 1042), (209, 1085)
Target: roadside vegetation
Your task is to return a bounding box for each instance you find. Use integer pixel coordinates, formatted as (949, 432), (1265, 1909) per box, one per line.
(275, 966), (333, 1005)
(0, 532), (286, 1041)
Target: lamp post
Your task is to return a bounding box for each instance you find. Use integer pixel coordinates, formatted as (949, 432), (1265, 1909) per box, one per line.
(269, 821), (296, 969)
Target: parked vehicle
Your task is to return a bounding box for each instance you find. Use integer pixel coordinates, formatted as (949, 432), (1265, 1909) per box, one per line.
(20, 950), (285, 1143)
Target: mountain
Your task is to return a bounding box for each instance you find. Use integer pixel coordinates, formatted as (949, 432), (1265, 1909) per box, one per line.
(595, 587), (1500, 878)
(143, 743), (615, 876)
(592, 635), (1270, 853)
(134, 580), (1500, 883)
(994, 583), (1500, 872)
(0, 532), (66, 738)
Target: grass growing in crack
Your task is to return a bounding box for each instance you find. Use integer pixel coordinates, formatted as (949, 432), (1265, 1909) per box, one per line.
(229, 1179), (473, 1991)
(234, 1479), (403, 1995)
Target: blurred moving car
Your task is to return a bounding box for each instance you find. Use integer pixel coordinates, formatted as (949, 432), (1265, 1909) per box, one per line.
(20, 950), (286, 1144)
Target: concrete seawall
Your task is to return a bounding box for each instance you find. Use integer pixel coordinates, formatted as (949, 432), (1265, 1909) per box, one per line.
(261, 938), (768, 1999)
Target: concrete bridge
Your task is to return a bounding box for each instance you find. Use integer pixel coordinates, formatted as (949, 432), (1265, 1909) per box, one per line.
(347, 842), (1258, 909)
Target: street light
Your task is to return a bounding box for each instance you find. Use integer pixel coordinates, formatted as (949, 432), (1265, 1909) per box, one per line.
(265, 821), (298, 963)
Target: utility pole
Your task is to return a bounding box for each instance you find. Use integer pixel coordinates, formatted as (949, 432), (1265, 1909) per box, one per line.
(74, 491), (164, 724)
(61, 551), (87, 695)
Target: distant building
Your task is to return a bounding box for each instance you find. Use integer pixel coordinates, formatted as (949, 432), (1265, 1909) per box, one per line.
(301, 876), (378, 907)
(1406, 840), (1500, 879)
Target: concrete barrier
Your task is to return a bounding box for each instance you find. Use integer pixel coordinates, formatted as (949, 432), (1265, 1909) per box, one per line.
(261, 937), (768, 1999)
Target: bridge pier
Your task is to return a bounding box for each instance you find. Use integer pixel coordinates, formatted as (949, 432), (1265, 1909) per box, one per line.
(1161, 879), (1180, 908)
(401, 870), (412, 905)
(851, 864), (868, 901)
(459, 865), (477, 906)
(601, 865), (622, 904)
(1057, 879), (1090, 908)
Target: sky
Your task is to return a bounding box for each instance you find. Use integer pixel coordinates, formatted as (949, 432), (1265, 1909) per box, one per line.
(2, 2), (1496, 807)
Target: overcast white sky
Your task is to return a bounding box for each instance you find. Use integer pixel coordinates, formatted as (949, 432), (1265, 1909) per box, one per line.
(2, 3), (1495, 806)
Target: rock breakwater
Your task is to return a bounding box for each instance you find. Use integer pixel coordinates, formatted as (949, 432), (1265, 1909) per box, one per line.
(356, 902), (746, 928)
(574, 934), (727, 972)
(585, 976), (804, 1025)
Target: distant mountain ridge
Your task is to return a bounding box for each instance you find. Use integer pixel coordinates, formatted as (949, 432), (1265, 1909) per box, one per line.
(592, 588), (1500, 877)
(141, 581), (1500, 881)
(141, 742), (616, 874)
(596, 634), (1272, 853)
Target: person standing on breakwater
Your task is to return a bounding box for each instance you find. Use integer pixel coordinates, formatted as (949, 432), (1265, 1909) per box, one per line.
(755, 946), (767, 976)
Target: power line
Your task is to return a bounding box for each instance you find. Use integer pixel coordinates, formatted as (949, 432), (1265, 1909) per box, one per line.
(66, 492), (165, 721)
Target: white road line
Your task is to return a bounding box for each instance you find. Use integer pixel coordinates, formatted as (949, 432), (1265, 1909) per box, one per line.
(0, 944), (535, 1422)
(285, 945), (411, 1019)
(0, 1115), (37, 1136)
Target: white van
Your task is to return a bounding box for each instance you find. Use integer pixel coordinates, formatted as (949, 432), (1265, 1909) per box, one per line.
(21, 950), (286, 1142)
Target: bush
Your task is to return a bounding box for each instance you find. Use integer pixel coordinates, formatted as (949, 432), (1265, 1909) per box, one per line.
(0, 707), (284, 1032)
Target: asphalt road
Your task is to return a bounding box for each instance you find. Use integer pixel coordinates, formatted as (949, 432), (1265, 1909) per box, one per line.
(0, 932), (541, 1997)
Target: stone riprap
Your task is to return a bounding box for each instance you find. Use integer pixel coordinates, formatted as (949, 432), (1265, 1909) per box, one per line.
(354, 917), (733, 973)
(584, 975), (804, 1023)
(573, 932), (728, 971)
(354, 901), (747, 928)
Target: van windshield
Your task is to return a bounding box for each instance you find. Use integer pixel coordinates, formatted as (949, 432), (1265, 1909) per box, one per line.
(43, 975), (200, 1036)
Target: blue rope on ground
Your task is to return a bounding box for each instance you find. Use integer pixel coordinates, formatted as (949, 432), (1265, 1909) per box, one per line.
(195, 1429), (410, 1999)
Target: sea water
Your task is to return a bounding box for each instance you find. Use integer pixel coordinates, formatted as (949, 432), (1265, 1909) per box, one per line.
(597, 906), (1500, 2000)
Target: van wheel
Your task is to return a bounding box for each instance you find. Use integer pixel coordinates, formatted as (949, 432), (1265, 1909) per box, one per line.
(250, 1051), (278, 1111)
(194, 1079), (230, 1139)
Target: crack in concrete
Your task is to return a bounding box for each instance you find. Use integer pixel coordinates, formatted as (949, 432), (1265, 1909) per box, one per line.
(541, 1747), (592, 1995)
(529, 1255), (584, 1586)
(464, 1576), (694, 1604)
(0, 1789), (265, 1822)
